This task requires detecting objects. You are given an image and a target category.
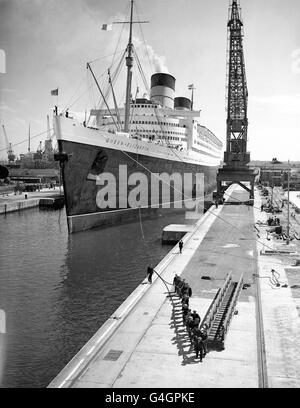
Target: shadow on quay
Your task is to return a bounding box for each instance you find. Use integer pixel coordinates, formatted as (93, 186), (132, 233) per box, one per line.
(167, 292), (199, 365)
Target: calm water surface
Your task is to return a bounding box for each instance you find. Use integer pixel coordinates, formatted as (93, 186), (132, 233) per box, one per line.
(0, 208), (194, 388)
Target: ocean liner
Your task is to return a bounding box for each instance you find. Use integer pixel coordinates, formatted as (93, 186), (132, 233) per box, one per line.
(54, 0), (223, 233)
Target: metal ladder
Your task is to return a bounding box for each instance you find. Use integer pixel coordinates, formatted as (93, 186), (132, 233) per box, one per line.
(201, 272), (244, 351)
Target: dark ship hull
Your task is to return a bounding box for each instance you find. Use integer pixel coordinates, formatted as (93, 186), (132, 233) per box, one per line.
(58, 136), (219, 233)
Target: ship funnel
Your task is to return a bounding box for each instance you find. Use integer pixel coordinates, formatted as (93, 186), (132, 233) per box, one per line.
(150, 73), (175, 109)
(174, 97), (192, 111)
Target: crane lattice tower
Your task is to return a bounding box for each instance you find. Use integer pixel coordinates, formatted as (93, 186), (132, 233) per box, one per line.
(217, 0), (256, 200)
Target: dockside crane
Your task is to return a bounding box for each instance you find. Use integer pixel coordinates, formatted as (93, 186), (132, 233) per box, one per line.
(225, 0), (249, 165)
(35, 140), (43, 161)
(216, 0), (256, 200)
(2, 125), (15, 163)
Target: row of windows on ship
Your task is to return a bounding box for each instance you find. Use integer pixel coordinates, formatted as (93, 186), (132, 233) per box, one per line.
(194, 140), (219, 152)
(132, 128), (185, 138)
(131, 104), (159, 108)
(135, 133), (184, 142)
(106, 125), (217, 149)
(102, 119), (220, 148)
(103, 120), (183, 128)
(131, 121), (181, 127)
(128, 120), (220, 148)
(107, 127), (184, 143)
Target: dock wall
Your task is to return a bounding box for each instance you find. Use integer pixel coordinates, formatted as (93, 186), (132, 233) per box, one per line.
(0, 193), (65, 214)
(0, 199), (40, 214)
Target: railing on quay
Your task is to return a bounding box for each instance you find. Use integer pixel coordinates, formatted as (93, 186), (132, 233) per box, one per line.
(218, 273), (244, 348)
(202, 272), (232, 331)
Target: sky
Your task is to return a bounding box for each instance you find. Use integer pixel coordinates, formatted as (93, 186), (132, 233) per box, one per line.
(0, 0), (299, 161)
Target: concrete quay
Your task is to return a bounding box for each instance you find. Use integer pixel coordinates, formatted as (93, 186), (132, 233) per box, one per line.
(48, 185), (300, 388)
(0, 188), (64, 214)
(255, 189), (300, 387)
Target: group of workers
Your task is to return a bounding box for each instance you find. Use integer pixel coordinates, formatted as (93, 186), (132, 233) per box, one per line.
(267, 216), (280, 226)
(173, 274), (208, 362)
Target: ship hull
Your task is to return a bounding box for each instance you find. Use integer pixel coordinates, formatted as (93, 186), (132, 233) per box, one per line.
(58, 138), (219, 233)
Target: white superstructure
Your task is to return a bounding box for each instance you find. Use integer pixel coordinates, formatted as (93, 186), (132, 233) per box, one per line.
(84, 73), (222, 166)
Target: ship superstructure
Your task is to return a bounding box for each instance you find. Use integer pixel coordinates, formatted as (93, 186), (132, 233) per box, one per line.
(90, 73), (222, 164)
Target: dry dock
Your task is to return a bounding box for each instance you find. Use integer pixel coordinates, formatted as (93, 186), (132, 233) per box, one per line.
(48, 185), (300, 388)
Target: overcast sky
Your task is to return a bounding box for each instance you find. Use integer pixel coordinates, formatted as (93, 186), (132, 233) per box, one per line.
(0, 0), (299, 161)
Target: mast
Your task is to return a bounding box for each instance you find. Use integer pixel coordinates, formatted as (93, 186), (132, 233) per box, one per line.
(108, 69), (122, 129)
(47, 115), (51, 140)
(87, 62), (119, 130)
(124, 0), (134, 133)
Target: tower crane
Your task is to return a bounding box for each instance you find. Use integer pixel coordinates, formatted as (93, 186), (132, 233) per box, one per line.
(2, 125), (15, 163)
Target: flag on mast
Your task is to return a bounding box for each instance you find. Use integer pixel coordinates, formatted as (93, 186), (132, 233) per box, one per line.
(188, 84), (195, 89)
(101, 24), (113, 31)
(51, 88), (58, 96)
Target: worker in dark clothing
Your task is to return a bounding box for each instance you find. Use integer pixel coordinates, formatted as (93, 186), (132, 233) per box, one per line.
(186, 314), (194, 339)
(173, 274), (180, 292)
(178, 279), (187, 297)
(182, 302), (189, 314)
(193, 330), (205, 362)
(181, 283), (189, 298)
(181, 293), (189, 307)
(179, 240), (183, 253)
(180, 284), (187, 297)
(193, 316), (201, 329)
(192, 326), (201, 338)
(54, 105), (58, 115)
(182, 304), (190, 323)
(175, 276), (182, 293)
(191, 310), (200, 320)
(65, 109), (69, 118)
(173, 274), (178, 286)
(181, 283), (192, 298)
(200, 327), (208, 356)
(176, 278), (182, 295)
(215, 200), (218, 209)
(185, 310), (192, 322)
(147, 266), (154, 284)
(191, 310), (201, 328)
